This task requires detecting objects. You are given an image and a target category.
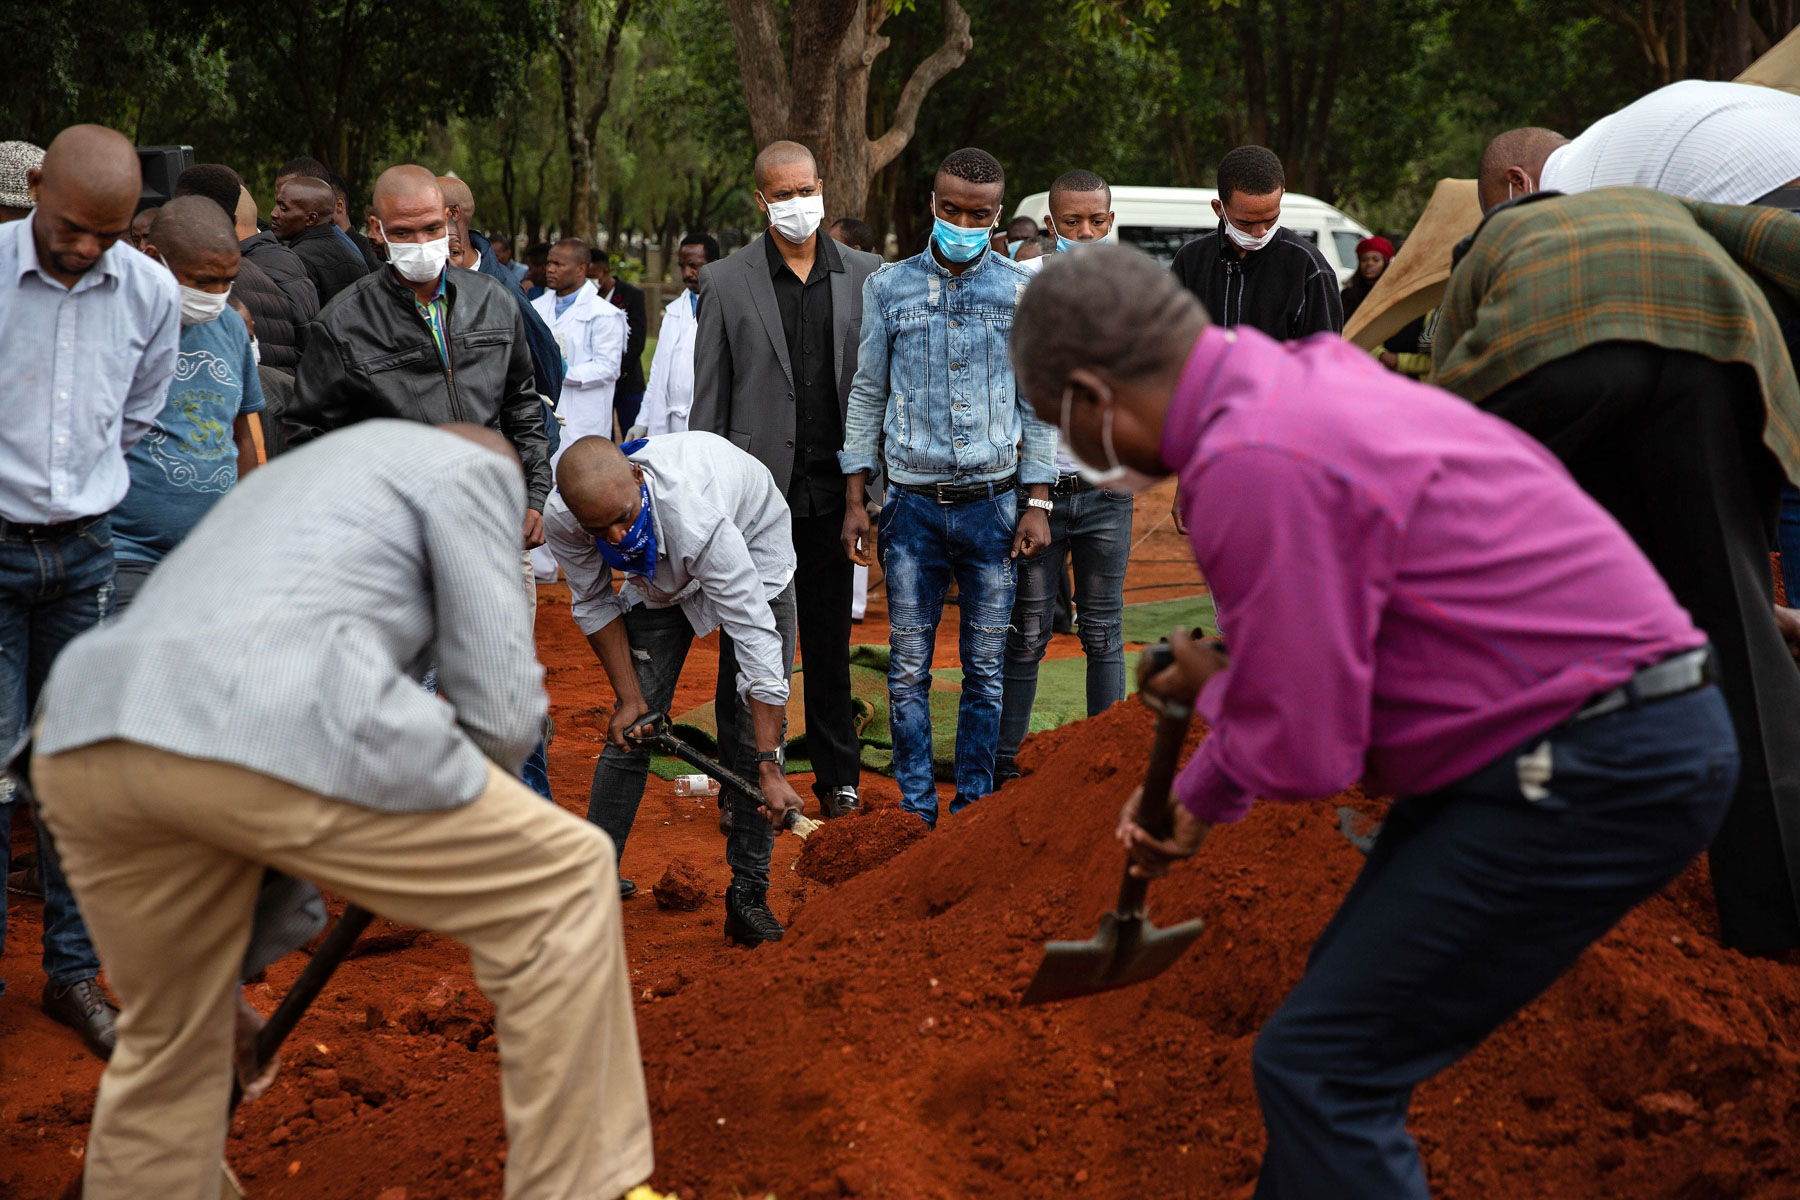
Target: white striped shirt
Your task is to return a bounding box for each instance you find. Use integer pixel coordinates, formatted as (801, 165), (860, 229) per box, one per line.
(1540, 80), (1800, 206)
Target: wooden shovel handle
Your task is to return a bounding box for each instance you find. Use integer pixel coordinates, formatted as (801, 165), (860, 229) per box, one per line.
(1118, 645), (1195, 916)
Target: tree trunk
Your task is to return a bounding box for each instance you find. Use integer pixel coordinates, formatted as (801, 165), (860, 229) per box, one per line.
(553, 0), (633, 242)
(724, 0), (971, 224)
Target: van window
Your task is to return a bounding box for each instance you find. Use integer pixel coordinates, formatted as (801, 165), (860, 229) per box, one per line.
(1332, 230), (1363, 264)
(1117, 227), (1210, 266)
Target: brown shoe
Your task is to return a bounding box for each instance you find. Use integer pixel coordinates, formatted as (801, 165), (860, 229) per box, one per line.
(43, 978), (118, 1060)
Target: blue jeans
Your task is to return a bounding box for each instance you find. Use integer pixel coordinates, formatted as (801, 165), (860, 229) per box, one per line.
(997, 484), (1132, 764)
(878, 486), (1017, 824)
(1250, 683), (1736, 1198)
(585, 587), (796, 890)
(0, 518), (112, 991)
(1780, 484), (1800, 604)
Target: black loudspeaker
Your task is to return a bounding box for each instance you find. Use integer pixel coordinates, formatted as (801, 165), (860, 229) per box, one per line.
(136, 145), (195, 210)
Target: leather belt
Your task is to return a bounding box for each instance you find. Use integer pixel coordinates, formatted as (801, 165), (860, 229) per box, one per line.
(896, 476), (1017, 505)
(0, 514), (105, 541)
(1568, 647), (1714, 725)
(1045, 473), (1091, 498)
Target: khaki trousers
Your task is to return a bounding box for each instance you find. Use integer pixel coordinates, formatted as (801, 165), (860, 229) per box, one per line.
(33, 742), (652, 1200)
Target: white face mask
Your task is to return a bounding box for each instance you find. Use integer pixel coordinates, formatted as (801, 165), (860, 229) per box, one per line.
(1058, 383), (1161, 493)
(249, 336), (262, 364)
(760, 192), (824, 245)
(179, 284), (231, 327)
(1506, 173), (1537, 201)
(379, 221), (451, 283)
(1221, 208), (1281, 252)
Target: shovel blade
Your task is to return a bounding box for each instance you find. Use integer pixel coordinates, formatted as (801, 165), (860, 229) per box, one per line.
(1018, 910), (1205, 1007)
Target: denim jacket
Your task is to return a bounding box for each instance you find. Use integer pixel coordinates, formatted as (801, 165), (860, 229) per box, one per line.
(838, 247), (1057, 487)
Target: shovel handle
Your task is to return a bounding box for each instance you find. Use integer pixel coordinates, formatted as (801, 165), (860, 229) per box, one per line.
(1119, 645), (1195, 916)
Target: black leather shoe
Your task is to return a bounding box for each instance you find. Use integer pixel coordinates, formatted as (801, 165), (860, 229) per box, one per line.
(993, 759), (1022, 786)
(44, 978), (118, 1060)
(822, 786), (860, 818)
(723, 884), (783, 947)
(619, 878), (637, 900)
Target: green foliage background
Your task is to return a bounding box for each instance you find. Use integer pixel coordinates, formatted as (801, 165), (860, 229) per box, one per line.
(3, 0), (1791, 274)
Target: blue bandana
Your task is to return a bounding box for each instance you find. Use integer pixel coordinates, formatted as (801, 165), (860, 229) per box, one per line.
(593, 440), (656, 577)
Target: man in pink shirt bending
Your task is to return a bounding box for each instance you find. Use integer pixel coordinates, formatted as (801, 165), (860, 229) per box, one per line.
(1012, 245), (1738, 1199)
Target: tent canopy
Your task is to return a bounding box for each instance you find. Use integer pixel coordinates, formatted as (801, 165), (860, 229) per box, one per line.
(1343, 178), (1483, 352)
(1737, 25), (1800, 95)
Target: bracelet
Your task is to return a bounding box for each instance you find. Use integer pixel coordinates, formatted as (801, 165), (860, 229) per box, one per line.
(1027, 496), (1054, 513)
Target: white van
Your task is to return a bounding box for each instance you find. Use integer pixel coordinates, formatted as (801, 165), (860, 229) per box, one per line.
(1011, 185), (1372, 285)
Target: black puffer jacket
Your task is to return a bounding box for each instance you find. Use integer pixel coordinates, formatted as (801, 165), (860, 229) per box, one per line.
(286, 223), (371, 307)
(236, 233), (318, 371)
(290, 266), (552, 510)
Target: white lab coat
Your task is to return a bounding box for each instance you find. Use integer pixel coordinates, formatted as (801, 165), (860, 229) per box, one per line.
(531, 285), (629, 446)
(639, 288), (700, 436)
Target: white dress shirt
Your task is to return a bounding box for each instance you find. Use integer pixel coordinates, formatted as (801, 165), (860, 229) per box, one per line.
(639, 288), (700, 436)
(1540, 79), (1800, 205)
(531, 284), (628, 444)
(544, 431), (796, 705)
(0, 217), (181, 524)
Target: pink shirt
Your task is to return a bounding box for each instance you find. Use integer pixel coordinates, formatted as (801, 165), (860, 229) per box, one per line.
(1167, 326), (1705, 823)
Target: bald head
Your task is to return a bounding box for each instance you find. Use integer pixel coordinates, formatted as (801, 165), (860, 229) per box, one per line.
(753, 140), (819, 191)
(373, 165), (444, 220)
(270, 176), (335, 240)
(436, 175), (474, 217)
(1477, 127), (1568, 213)
(29, 125), (142, 281)
(234, 186), (258, 239)
(147, 194), (240, 273)
(556, 436), (645, 542)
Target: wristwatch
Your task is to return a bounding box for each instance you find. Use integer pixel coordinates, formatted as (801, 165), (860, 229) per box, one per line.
(754, 748), (785, 767)
(1026, 497), (1054, 513)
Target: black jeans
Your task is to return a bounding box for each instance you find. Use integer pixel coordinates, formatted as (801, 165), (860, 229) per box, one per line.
(791, 510), (862, 799)
(584, 586), (796, 890)
(1484, 343), (1800, 951)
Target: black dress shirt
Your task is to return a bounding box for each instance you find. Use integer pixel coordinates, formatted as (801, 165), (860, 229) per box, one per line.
(765, 231), (842, 515)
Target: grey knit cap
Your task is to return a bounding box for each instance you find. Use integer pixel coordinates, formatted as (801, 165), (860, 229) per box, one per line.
(0, 141), (45, 209)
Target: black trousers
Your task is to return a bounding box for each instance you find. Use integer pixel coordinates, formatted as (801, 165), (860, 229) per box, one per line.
(1484, 343), (1800, 951)
(791, 509), (862, 800)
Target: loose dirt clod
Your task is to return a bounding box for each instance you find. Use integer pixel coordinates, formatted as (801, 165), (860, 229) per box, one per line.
(652, 859), (709, 911)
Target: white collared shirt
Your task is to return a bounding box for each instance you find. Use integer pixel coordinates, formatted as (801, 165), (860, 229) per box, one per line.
(1540, 79), (1800, 205)
(640, 288), (700, 436)
(0, 217), (181, 523)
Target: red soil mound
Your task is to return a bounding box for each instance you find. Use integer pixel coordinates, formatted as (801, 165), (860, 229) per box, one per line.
(8, 700), (1799, 1199)
(795, 798), (928, 885)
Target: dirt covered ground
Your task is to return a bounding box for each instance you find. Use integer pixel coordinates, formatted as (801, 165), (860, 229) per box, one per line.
(4, 483), (1798, 1199)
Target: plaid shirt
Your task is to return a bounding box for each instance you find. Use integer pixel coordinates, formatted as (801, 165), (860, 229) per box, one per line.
(1433, 188), (1800, 486)
(414, 269), (450, 365)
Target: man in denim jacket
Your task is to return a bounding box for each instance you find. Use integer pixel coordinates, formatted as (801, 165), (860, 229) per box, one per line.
(839, 147), (1057, 827)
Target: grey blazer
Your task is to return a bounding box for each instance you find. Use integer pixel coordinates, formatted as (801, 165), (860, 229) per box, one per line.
(37, 420), (545, 813)
(689, 231), (882, 497)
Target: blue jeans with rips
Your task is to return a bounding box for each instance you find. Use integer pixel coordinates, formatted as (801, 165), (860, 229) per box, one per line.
(997, 484), (1133, 765)
(878, 485), (1017, 825)
(0, 517), (113, 993)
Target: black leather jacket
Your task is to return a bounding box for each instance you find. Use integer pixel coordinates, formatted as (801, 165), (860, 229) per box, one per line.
(289, 266), (553, 509)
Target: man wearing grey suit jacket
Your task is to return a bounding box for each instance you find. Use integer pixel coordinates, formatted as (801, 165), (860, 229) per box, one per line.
(29, 421), (652, 1200)
(690, 141), (881, 819)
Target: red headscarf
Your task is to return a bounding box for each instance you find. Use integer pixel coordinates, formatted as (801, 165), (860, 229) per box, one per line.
(1356, 235), (1396, 261)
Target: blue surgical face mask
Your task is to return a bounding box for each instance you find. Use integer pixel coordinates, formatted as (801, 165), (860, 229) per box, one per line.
(931, 194), (994, 263)
(593, 462), (657, 577)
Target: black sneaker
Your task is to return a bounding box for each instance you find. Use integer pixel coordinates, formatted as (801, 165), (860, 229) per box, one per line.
(43, 978), (118, 1060)
(723, 884), (784, 947)
(822, 786), (861, 818)
(619, 878), (637, 900)
(993, 759), (1022, 786)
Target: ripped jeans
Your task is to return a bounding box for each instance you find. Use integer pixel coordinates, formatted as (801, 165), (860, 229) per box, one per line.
(0, 515), (112, 992)
(878, 486), (1017, 825)
(996, 483), (1133, 766)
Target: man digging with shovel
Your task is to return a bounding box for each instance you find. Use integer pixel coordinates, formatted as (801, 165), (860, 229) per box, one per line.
(545, 431), (805, 946)
(1012, 245), (1738, 1199)
(27, 422), (652, 1200)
